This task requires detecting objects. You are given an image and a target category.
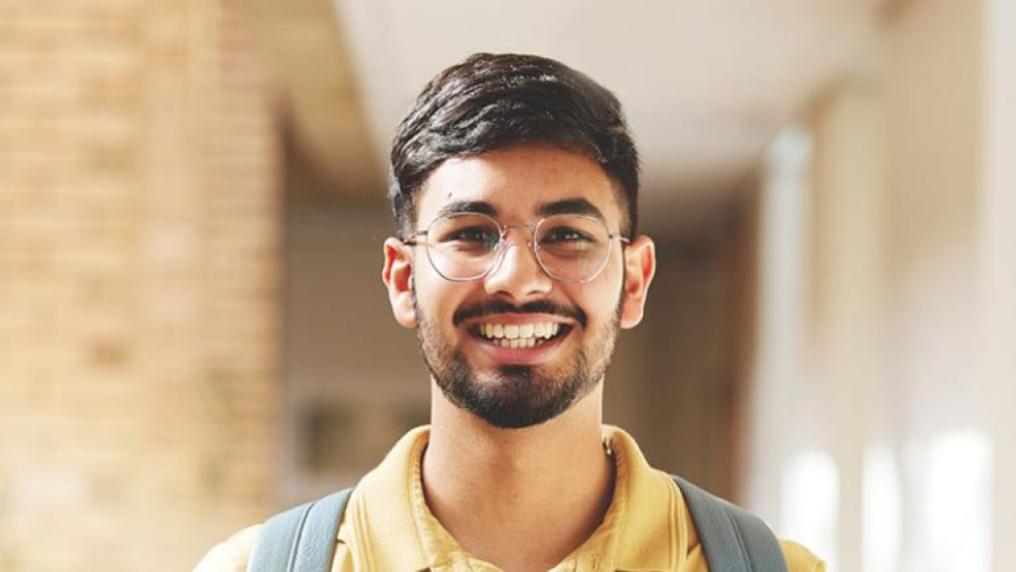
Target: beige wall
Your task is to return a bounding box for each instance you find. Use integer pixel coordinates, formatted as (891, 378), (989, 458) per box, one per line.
(608, 209), (754, 500)
(282, 203), (429, 504)
(807, 81), (887, 572)
(886, 3), (990, 569)
(980, 0), (1016, 564)
(0, 1), (281, 569)
(747, 0), (1014, 570)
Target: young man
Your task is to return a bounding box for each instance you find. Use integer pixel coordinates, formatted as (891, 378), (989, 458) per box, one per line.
(197, 53), (824, 571)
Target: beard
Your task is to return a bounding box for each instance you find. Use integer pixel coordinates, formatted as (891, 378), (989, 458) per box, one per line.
(413, 292), (622, 429)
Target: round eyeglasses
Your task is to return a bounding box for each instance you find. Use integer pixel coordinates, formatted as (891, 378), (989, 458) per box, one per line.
(402, 212), (629, 284)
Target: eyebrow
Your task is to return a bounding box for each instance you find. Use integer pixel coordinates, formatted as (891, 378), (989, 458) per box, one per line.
(536, 198), (606, 222)
(432, 197), (606, 223)
(435, 200), (499, 219)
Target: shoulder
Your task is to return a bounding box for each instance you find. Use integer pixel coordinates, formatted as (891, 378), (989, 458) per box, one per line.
(778, 538), (826, 572)
(668, 476), (825, 572)
(192, 516), (357, 572)
(193, 524), (262, 572)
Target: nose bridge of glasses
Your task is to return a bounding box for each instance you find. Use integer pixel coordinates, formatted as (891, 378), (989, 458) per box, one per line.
(487, 223), (546, 279)
(498, 222), (537, 249)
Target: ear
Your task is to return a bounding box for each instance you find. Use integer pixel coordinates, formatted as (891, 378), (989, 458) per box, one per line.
(619, 235), (656, 329)
(382, 237), (417, 328)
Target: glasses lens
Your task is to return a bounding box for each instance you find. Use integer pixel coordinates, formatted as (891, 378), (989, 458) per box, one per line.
(426, 213), (501, 280)
(535, 215), (611, 282)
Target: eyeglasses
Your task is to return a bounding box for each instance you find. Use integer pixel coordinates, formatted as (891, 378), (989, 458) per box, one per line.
(403, 212), (629, 283)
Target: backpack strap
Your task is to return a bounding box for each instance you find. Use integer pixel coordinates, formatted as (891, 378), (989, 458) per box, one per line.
(672, 476), (788, 572)
(249, 487), (353, 572)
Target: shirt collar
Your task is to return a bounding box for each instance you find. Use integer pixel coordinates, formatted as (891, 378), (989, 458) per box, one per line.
(344, 426), (432, 571)
(345, 425), (686, 571)
(606, 426), (689, 571)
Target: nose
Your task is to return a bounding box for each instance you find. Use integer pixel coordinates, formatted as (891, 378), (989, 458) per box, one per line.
(482, 229), (553, 300)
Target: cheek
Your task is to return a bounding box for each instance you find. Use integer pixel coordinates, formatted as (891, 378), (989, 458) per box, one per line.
(587, 288), (622, 326)
(591, 263), (626, 323)
(415, 278), (469, 329)
(593, 255), (626, 300)
(564, 272), (623, 329)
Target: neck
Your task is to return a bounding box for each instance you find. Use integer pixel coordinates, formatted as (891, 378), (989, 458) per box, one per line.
(422, 380), (614, 572)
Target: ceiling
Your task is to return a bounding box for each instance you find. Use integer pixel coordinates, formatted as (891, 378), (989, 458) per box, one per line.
(248, 0), (884, 228)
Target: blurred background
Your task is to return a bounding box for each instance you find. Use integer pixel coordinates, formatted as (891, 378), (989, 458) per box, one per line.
(1, 0), (1014, 570)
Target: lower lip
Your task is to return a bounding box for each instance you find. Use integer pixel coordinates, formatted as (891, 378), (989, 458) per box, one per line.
(467, 330), (570, 365)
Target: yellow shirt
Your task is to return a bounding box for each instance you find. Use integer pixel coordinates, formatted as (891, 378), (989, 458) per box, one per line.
(196, 426), (824, 571)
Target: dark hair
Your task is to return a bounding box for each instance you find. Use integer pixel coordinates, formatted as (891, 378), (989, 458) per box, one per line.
(388, 52), (640, 237)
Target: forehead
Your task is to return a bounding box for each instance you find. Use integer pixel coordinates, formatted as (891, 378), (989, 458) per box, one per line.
(415, 144), (622, 227)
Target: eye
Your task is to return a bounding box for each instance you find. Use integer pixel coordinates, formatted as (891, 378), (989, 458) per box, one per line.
(542, 226), (593, 243)
(443, 226), (500, 249)
(450, 226), (495, 242)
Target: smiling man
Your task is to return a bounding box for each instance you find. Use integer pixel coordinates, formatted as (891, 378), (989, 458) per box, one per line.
(196, 53), (823, 572)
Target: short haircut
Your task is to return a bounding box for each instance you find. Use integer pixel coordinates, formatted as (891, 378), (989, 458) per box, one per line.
(388, 52), (640, 237)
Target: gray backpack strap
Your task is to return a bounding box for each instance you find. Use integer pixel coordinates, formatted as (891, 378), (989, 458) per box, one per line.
(672, 476), (788, 572)
(249, 487), (353, 572)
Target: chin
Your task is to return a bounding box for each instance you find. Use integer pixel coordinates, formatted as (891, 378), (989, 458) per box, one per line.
(433, 353), (597, 429)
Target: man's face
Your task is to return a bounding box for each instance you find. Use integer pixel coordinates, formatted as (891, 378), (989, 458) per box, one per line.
(383, 144), (655, 429)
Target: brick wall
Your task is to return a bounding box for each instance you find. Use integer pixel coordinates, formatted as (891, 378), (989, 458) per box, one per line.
(0, 0), (280, 569)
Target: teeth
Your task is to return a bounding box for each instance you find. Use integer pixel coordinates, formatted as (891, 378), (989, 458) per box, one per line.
(476, 321), (565, 344)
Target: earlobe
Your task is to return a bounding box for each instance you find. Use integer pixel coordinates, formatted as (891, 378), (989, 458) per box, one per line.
(619, 236), (656, 329)
(382, 238), (417, 328)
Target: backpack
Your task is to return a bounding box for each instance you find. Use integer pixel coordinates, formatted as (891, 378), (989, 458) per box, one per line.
(249, 475), (788, 572)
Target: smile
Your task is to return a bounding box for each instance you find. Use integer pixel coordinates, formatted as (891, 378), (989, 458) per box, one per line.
(469, 321), (572, 349)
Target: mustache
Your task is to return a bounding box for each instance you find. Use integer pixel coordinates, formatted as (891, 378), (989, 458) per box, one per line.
(453, 299), (587, 328)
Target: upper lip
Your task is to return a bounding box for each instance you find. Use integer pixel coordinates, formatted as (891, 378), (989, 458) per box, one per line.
(463, 313), (576, 327)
